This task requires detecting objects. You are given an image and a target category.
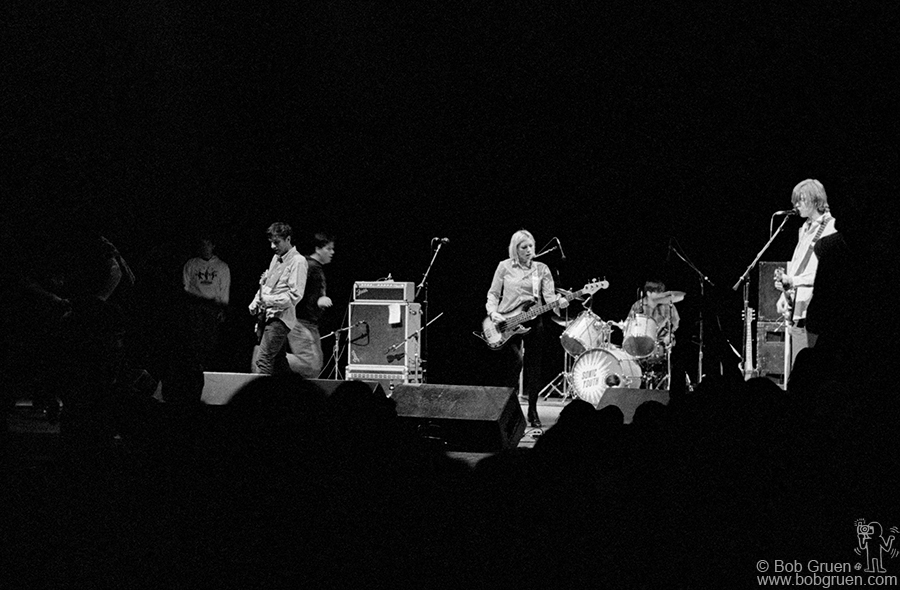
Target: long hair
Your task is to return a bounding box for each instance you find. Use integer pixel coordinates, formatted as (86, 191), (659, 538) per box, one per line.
(791, 179), (829, 213)
(507, 229), (535, 261)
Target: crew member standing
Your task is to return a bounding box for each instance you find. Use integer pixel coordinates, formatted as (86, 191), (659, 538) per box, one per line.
(183, 235), (230, 370)
(486, 229), (567, 428)
(249, 222), (307, 375)
(288, 232), (334, 378)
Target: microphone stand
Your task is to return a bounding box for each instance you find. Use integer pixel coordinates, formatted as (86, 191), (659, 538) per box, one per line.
(320, 320), (367, 380)
(384, 312), (445, 384)
(534, 245), (559, 259)
(415, 241), (446, 382)
(732, 213), (793, 388)
(670, 242), (715, 385)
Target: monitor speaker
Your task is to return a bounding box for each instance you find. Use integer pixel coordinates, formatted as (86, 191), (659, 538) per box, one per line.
(390, 383), (526, 452)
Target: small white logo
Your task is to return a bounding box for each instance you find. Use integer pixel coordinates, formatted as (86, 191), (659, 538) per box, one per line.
(855, 519), (899, 573)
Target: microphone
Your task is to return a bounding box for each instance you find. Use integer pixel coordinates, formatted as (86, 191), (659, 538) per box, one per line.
(773, 209), (799, 216)
(554, 237), (566, 261)
(432, 237), (450, 244)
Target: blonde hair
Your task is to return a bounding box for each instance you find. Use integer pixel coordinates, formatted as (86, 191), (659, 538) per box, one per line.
(508, 229), (535, 261)
(791, 179), (829, 213)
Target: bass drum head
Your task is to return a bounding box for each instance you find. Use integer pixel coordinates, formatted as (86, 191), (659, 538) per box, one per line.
(568, 347), (642, 406)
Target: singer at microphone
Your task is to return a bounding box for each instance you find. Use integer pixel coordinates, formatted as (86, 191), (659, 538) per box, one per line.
(772, 178), (837, 379)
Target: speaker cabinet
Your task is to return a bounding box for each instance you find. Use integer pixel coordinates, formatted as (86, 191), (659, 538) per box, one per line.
(390, 384), (526, 452)
(756, 321), (786, 385)
(597, 388), (670, 424)
(758, 261), (789, 322)
(348, 302), (421, 371)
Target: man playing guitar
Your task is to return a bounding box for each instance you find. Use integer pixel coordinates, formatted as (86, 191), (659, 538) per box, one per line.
(248, 222), (307, 375)
(773, 179), (836, 379)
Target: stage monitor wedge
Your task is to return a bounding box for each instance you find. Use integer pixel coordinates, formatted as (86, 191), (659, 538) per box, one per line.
(390, 383), (525, 452)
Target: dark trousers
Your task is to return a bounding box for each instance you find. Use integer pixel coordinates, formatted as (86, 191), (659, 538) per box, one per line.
(256, 319), (291, 375)
(503, 317), (544, 416)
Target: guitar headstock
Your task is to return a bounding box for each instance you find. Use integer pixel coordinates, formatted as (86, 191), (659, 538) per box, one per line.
(742, 307), (755, 322)
(582, 279), (609, 295)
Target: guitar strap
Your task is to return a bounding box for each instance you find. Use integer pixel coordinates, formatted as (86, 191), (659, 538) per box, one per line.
(793, 214), (832, 277)
(786, 214), (832, 324)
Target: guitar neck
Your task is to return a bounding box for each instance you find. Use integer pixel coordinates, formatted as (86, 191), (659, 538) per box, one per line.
(506, 289), (583, 328)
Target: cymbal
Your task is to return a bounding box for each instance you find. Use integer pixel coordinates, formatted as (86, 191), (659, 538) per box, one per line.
(648, 290), (685, 304)
(550, 316), (573, 328)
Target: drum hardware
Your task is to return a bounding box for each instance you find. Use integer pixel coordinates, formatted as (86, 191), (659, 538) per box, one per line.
(622, 313), (659, 358)
(539, 283), (607, 400)
(646, 290), (686, 305)
(560, 310), (612, 357)
(540, 304), (577, 400)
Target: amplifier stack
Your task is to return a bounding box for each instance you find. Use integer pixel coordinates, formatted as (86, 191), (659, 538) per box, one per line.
(347, 281), (422, 391)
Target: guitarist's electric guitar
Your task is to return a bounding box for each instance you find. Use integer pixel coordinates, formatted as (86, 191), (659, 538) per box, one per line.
(254, 272), (269, 344)
(477, 279), (608, 350)
(773, 267), (794, 325)
(741, 307), (758, 380)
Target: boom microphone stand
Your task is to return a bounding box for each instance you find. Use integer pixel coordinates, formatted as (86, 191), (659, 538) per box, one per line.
(415, 238), (448, 383)
(733, 212), (794, 388)
(320, 319), (367, 380)
(669, 240), (715, 385)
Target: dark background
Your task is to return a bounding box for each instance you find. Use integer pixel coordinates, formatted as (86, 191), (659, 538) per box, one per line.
(5, 2), (895, 386)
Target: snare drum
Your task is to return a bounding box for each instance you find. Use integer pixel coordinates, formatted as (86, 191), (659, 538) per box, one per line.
(568, 347), (642, 406)
(560, 310), (611, 356)
(623, 314), (658, 358)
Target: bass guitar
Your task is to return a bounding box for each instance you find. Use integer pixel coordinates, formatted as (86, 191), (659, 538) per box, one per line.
(741, 306), (758, 380)
(477, 279), (608, 350)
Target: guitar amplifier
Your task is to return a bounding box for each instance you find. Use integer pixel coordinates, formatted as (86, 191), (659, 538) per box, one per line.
(757, 320), (786, 387)
(353, 281), (415, 302)
(348, 301), (421, 373)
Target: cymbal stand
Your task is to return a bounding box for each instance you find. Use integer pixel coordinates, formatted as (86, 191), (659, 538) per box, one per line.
(670, 239), (715, 385)
(540, 305), (575, 400)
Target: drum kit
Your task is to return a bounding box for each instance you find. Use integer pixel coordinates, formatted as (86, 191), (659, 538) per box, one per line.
(542, 290), (685, 406)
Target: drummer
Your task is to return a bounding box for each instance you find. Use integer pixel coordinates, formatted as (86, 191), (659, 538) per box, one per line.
(629, 280), (680, 351)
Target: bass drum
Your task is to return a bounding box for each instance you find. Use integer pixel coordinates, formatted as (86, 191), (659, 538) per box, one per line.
(568, 347), (642, 407)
